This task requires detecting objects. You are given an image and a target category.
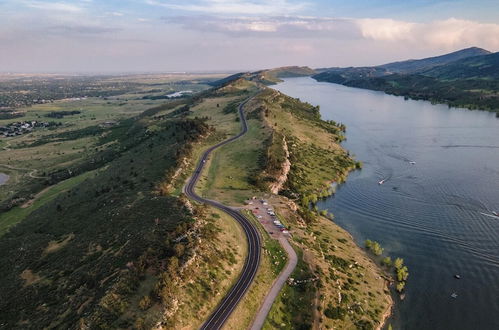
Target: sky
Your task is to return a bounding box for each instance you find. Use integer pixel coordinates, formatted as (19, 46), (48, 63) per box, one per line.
(1, 0), (499, 73)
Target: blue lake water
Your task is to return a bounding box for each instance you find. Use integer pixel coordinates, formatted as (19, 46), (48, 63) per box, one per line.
(273, 77), (499, 330)
(0, 173), (8, 186)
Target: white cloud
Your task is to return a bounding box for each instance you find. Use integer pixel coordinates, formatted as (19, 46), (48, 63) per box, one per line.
(24, 1), (83, 13)
(419, 18), (499, 49)
(147, 0), (309, 15)
(355, 17), (499, 50)
(356, 19), (416, 42)
(164, 16), (361, 38)
(165, 15), (499, 51)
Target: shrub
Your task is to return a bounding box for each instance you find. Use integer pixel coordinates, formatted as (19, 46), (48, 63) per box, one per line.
(139, 295), (152, 310)
(324, 305), (347, 320)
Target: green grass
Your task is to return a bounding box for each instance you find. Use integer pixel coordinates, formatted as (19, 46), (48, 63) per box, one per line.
(263, 245), (316, 330)
(243, 210), (287, 275)
(0, 169), (99, 237)
(198, 117), (269, 205)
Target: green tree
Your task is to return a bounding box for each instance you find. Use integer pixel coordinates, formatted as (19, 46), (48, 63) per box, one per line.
(309, 194), (318, 204)
(371, 241), (383, 256)
(382, 256), (392, 267)
(397, 266), (409, 281)
(396, 281), (406, 292)
(394, 257), (404, 270)
(365, 239), (373, 249)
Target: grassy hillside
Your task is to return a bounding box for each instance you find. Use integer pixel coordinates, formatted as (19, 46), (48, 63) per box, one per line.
(0, 75), (253, 329)
(421, 51), (499, 79)
(0, 116), (213, 328)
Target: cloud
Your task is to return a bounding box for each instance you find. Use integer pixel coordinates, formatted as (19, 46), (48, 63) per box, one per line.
(418, 18), (499, 49)
(164, 15), (499, 50)
(46, 25), (122, 35)
(24, 1), (83, 13)
(147, 0), (309, 15)
(356, 19), (416, 42)
(164, 16), (361, 38)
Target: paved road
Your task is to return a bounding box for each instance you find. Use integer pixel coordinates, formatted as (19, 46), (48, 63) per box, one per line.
(184, 97), (262, 330)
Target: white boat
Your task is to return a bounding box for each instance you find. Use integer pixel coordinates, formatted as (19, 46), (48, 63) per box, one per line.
(451, 292), (458, 298)
(409, 161), (416, 165)
(378, 180), (385, 185)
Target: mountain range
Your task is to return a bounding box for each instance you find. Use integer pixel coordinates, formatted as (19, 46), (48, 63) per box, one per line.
(313, 47), (499, 112)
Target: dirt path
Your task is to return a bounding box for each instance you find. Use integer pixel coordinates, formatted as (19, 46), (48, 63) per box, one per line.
(0, 163), (47, 179)
(2, 141), (12, 151)
(250, 235), (298, 330)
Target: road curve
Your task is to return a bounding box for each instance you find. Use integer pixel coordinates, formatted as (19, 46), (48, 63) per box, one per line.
(184, 97), (262, 330)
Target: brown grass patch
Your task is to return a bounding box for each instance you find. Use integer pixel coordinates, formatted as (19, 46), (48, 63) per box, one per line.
(20, 269), (41, 287)
(43, 233), (75, 255)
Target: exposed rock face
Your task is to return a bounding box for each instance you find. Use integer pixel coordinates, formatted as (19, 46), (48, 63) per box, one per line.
(269, 136), (290, 194)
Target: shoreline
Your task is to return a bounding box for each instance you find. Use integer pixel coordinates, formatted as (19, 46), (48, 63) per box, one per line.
(326, 214), (395, 330)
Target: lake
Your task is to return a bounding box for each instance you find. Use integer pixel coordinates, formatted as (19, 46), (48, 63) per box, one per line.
(273, 77), (499, 330)
(0, 173), (8, 186)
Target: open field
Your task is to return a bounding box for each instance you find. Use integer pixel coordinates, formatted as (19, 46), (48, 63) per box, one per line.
(0, 73), (220, 216)
(198, 116), (269, 205)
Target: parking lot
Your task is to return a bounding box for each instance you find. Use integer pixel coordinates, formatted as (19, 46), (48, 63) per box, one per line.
(243, 197), (290, 240)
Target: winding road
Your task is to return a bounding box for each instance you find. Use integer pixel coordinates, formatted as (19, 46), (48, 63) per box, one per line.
(184, 97), (262, 330)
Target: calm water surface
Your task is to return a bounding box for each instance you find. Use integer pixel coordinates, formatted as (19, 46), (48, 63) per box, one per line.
(273, 77), (499, 330)
(0, 173), (8, 185)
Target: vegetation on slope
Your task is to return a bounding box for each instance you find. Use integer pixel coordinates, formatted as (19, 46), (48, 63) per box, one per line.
(0, 75), (253, 329)
(0, 114), (214, 328)
(252, 88), (357, 221)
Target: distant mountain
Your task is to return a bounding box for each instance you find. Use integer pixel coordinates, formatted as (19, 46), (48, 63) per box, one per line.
(421, 51), (499, 80)
(313, 47), (492, 83)
(313, 47), (499, 112)
(379, 47), (491, 74)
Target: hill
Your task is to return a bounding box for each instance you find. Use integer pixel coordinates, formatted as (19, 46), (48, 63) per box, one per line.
(379, 47), (491, 74)
(253, 66), (317, 84)
(0, 77), (253, 329)
(313, 48), (499, 112)
(421, 51), (499, 80)
(208, 72), (249, 88)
